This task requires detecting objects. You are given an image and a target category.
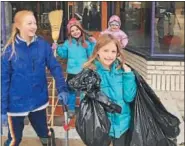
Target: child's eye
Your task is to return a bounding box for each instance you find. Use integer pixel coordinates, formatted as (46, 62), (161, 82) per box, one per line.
(103, 49), (108, 52)
(112, 51), (117, 53)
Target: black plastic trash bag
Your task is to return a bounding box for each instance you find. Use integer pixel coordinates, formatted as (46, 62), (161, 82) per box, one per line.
(68, 69), (122, 113)
(126, 68), (180, 146)
(94, 91), (122, 114)
(68, 69), (101, 93)
(134, 70), (180, 138)
(76, 97), (111, 146)
(128, 90), (177, 146)
(68, 69), (122, 146)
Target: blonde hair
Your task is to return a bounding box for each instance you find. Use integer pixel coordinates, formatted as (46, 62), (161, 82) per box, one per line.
(83, 34), (126, 70)
(2, 10), (34, 59)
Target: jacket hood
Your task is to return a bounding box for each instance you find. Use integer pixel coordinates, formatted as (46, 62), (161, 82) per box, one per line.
(67, 18), (82, 34)
(108, 15), (121, 27)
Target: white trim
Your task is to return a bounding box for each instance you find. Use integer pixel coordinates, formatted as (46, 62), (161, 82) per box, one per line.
(7, 102), (49, 116)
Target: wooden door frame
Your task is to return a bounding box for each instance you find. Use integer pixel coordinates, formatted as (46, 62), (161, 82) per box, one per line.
(101, 2), (107, 31)
(91, 2), (107, 38)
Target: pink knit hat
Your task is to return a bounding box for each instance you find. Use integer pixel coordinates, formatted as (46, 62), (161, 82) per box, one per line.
(108, 15), (121, 27)
(67, 18), (89, 48)
(67, 18), (82, 33)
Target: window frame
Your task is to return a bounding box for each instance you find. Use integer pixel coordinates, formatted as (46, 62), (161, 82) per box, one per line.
(150, 1), (184, 59)
(125, 1), (184, 61)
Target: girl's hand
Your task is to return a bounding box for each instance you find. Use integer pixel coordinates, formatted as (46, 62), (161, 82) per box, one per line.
(89, 37), (96, 43)
(52, 43), (58, 50)
(122, 64), (131, 72)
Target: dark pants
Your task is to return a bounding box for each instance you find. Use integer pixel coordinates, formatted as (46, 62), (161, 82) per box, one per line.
(66, 74), (78, 111)
(4, 109), (49, 146)
(110, 131), (128, 146)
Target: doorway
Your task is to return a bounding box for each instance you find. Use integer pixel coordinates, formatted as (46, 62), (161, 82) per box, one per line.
(67, 2), (108, 39)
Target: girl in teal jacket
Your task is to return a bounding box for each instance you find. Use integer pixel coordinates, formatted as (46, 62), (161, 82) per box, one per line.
(83, 34), (137, 146)
(57, 18), (96, 117)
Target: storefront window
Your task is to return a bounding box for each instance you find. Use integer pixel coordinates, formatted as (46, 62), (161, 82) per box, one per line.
(154, 2), (184, 55)
(36, 2), (64, 44)
(73, 2), (101, 31)
(1, 2), (12, 48)
(4, 2), (64, 44)
(121, 2), (152, 55)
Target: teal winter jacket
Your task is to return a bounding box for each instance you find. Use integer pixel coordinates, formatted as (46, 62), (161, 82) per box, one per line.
(57, 39), (95, 74)
(94, 60), (137, 138)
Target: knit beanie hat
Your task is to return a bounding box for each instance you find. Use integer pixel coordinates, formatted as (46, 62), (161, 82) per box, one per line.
(67, 18), (89, 48)
(67, 18), (82, 34)
(108, 15), (121, 27)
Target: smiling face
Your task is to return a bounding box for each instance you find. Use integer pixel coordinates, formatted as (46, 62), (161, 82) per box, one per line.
(70, 25), (82, 39)
(110, 23), (120, 32)
(18, 14), (37, 41)
(97, 41), (118, 69)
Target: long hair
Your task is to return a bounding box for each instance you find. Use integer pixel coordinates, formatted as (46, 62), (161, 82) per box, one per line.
(68, 24), (93, 48)
(83, 34), (126, 70)
(2, 10), (34, 59)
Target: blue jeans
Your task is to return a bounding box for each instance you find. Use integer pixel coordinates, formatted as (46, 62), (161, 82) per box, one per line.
(4, 109), (49, 146)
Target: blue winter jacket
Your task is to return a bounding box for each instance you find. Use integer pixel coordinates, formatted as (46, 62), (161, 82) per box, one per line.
(94, 60), (137, 138)
(57, 39), (95, 74)
(1, 36), (68, 115)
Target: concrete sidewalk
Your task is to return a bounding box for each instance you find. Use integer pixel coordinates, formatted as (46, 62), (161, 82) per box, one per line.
(155, 91), (184, 145)
(1, 136), (86, 146)
(1, 91), (184, 146)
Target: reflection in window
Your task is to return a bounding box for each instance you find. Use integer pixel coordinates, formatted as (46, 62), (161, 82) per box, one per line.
(1, 2), (12, 48)
(74, 2), (101, 31)
(9, 2), (64, 44)
(122, 2), (152, 55)
(154, 2), (184, 54)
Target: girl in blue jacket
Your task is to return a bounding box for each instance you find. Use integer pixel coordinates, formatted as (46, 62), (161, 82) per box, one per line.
(83, 34), (137, 146)
(57, 18), (96, 117)
(1, 10), (69, 146)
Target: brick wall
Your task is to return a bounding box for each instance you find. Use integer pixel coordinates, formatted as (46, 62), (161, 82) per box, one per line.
(123, 50), (184, 91)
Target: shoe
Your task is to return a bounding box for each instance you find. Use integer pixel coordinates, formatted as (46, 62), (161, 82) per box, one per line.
(68, 116), (76, 129)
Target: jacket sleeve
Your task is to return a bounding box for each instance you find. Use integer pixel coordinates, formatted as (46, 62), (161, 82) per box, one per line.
(100, 31), (104, 35)
(56, 41), (68, 59)
(1, 49), (11, 114)
(45, 42), (68, 93)
(123, 71), (137, 102)
(86, 41), (96, 58)
(100, 29), (108, 36)
(120, 31), (128, 48)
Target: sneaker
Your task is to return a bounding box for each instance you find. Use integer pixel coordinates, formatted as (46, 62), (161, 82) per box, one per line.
(68, 116), (76, 129)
